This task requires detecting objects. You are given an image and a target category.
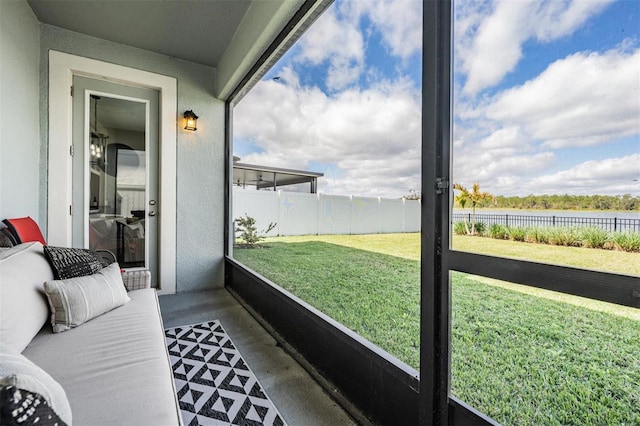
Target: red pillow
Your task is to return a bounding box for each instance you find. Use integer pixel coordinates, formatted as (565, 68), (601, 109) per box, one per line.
(2, 217), (46, 245)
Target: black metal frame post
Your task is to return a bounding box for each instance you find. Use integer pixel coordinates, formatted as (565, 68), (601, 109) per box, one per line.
(420, 0), (452, 425)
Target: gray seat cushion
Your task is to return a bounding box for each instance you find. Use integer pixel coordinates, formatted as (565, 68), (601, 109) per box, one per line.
(23, 289), (182, 426)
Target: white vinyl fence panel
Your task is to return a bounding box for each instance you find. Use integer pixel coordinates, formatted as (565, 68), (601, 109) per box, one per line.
(380, 198), (404, 233)
(232, 188), (421, 236)
(351, 196), (381, 234)
(319, 195), (351, 234)
(233, 190), (279, 236)
(279, 192), (319, 236)
(404, 199), (421, 232)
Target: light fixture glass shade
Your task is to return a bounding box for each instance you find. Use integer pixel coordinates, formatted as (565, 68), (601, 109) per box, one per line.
(184, 110), (198, 131)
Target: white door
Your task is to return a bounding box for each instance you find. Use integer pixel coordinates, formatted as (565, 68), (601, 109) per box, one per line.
(72, 76), (159, 286)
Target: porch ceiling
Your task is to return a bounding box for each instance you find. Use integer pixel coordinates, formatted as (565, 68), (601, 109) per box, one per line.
(27, 0), (252, 68)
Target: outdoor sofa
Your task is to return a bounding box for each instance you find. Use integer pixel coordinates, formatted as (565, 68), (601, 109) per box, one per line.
(0, 241), (182, 425)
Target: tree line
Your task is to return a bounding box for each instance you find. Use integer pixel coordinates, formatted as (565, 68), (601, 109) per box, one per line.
(478, 194), (639, 211)
(408, 186), (639, 211)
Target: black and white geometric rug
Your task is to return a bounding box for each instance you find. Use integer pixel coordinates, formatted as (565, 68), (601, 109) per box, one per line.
(165, 320), (286, 426)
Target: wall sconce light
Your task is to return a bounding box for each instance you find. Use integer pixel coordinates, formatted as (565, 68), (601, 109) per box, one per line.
(183, 110), (198, 131)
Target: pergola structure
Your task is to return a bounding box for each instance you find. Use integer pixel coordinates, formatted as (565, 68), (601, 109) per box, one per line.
(232, 161), (323, 193)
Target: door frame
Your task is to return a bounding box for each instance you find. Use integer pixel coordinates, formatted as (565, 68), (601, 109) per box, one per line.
(48, 50), (177, 295)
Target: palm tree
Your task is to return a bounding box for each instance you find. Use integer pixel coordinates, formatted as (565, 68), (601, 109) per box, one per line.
(454, 185), (470, 234)
(454, 183), (494, 235)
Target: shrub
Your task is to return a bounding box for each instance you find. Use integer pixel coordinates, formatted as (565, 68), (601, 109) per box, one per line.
(507, 226), (526, 242)
(455, 220), (639, 253)
(472, 222), (486, 236)
(453, 221), (467, 235)
(489, 224), (508, 240)
(525, 227), (549, 244)
(548, 227), (581, 247)
(580, 227), (611, 249)
(235, 214), (276, 248)
(612, 232), (640, 252)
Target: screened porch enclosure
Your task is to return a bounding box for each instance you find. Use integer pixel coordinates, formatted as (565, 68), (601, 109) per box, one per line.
(226, 0), (640, 425)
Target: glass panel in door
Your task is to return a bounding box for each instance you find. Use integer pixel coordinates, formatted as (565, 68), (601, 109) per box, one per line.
(88, 95), (148, 268)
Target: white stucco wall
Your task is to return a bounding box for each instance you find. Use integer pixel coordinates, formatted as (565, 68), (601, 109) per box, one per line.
(39, 25), (225, 292)
(0, 1), (41, 221)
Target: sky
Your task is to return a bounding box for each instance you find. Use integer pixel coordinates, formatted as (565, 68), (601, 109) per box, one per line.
(233, 0), (640, 199)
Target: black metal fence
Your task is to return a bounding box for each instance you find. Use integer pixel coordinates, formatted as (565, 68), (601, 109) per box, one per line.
(452, 213), (640, 233)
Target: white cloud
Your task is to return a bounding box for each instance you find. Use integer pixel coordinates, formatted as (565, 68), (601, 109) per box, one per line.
(234, 73), (421, 198)
(478, 126), (525, 151)
(453, 45), (639, 196)
(349, 0), (422, 60)
(453, 149), (556, 192)
(453, 151), (640, 196)
(296, 7), (365, 90)
(484, 47), (640, 148)
(533, 0), (613, 41)
(456, 0), (614, 95)
(295, 0), (421, 91)
(528, 154), (640, 195)
(322, 154), (421, 197)
(297, 7), (362, 65)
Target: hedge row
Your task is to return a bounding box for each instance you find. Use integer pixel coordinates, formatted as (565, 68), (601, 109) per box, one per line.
(453, 222), (640, 253)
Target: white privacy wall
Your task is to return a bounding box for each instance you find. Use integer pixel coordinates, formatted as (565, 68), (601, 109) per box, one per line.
(232, 188), (421, 236)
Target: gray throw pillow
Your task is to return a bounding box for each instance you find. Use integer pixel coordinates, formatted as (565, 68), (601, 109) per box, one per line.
(44, 263), (130, 333)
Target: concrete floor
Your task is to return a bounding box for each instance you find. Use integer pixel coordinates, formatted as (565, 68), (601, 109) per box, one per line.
(159, 289), (357, 426)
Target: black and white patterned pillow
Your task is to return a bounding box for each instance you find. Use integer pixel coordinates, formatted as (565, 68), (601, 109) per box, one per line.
(0, 385), (67, 426)
(43, 246), (105, 280)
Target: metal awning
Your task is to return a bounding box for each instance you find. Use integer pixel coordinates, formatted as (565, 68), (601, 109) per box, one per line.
(232, 162), (323, 193)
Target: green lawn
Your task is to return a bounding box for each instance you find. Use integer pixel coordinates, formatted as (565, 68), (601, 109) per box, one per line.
(234, 233), (640, 425)
(261, 233), (640, 276)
